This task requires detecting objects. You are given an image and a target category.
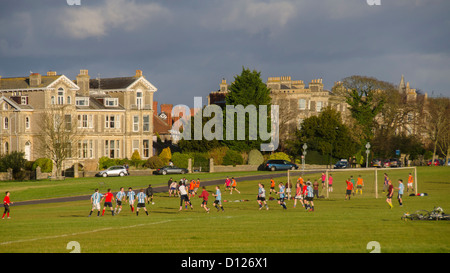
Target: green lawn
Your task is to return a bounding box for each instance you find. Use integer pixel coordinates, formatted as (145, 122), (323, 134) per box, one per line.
(0, 167), (449, 253)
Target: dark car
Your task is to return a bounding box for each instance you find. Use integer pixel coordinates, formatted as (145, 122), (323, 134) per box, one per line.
(334, 160), (349, 169)
(265, 160), (298, 171)
(389, 158), (402, 168)
(156, 165), (188, 175)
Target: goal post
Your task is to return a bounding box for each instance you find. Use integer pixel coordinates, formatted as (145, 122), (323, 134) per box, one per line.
(286, 166), (417, 199)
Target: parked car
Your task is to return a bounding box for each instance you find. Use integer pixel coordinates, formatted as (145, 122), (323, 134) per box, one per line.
(155, 165), (188, 175)
(427, 159), (442, 166)
(371, 159), (383, 168)
(265, 160), (298, 171)
(334, 159), (348, 169)
(96, 165), (128, 177)
(383, 160), (391, 168)
(389, 158), (402, 168)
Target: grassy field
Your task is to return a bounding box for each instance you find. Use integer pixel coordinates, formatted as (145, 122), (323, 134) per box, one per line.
(0, 167), (449, 253)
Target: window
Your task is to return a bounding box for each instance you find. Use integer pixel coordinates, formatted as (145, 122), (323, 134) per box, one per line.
(76, 97), (89, 106)
(105, 115), (120, 129)
(316, 101), (323, 112)
(67, 96), (71, 105)
(136, 91), (143, 109)
(65, 115), (72, 131)
(78, 114), (93, 129)
(133, 115), (139, 132)
(57, 88), (65, 105)
(51, 96), (55, 105)
(143, 115), (150, 132)
(143, 140), (150, 158)
(89, 140), (93, 158)
(21, 96), (28, 105)
(132, 139), (139, 153)
(298, 99), (306, 110)
(104, 98), (118, 107)
(104, 140), (120, 158)
(4, 117), (8, 129)
(25, 116), (30, 129)
(78, 140), (88, 159)
(4, 142), (8, 154)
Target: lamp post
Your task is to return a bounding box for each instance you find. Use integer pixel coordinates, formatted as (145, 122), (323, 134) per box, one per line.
(302, 143), (308, 170)
(365, 142), (371, 168)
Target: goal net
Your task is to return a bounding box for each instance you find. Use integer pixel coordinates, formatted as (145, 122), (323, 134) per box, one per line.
(286, 167), (418, 199)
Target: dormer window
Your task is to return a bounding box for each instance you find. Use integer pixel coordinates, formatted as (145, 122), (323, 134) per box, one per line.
(21, 96), (29, 105)
(104, 98), (118, 107)
(76, 97), (90, 106)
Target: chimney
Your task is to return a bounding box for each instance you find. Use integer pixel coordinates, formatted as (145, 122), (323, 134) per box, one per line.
(47, 71), (57, 76)
(76, 69), (90, 96)
(135, 70), (143, 77)
(153, 100), (158, 113)
(29, 73), (42, 87)
(160, 104), (173, 126)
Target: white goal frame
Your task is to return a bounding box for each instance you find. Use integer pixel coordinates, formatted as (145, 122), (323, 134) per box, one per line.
(287, 166), (418, 199)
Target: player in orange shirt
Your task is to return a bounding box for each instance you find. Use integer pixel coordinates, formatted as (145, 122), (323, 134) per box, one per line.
(355, 175), (364, 195)
(230, 177), (240, 194)
(188, 180), (196, 198)
(345, 178), (353, 200)
(407, 173), (414, 193)
(194, 178), (201, 195)
(270, 178), (276, 195)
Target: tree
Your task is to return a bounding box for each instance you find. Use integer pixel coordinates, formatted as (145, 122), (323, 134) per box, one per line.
(292, 107), (359, 167)
(223, 67), (272, 152)
(37, 105), (81, 178)
(426, 97), (450, 165)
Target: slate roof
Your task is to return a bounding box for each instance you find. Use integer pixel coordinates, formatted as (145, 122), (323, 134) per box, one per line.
(0, 75), (60, 90)
(88, 77), (138, 90)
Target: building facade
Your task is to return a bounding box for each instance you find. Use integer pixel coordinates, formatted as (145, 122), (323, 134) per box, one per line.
(0, 69), (157, 171)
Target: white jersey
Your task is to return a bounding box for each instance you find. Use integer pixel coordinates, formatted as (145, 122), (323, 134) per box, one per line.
(179, 185), (188, 195)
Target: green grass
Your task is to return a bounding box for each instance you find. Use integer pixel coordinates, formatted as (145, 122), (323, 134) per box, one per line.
(0, 167), (449, 253)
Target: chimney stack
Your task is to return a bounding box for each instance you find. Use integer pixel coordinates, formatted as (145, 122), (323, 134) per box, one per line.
(135, 70), (143, 77)
(47, 71), (57, 76)
(29, 73), (42, 87)
(160, 104), (173, 126)
(76, 69), (90, 96)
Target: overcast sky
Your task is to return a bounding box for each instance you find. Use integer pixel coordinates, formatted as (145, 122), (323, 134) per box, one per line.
(1, 0), (449, 108)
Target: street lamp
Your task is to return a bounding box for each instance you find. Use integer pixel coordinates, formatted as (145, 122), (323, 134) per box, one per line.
(365, 142), (371, 168)
(302, 143), (308, 170)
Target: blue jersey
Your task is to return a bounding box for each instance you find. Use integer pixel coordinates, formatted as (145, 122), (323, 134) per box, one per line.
(91, 192), (103, 204)
(116, 191), (125, 201)
(306, 185), (314, 198)
(136, 192), (146, 203)
(215, 189), (221, 201)
(127, 191), (136, 200)
(398, 183), (404, 195)
(279, 186), (285, 198)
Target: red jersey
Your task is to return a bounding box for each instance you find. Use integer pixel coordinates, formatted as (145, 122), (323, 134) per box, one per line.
(104, 192), (113, 202)
(346, 180), (353, 190)
(3, 196), (10, 205)
(199, 190), (209, 201)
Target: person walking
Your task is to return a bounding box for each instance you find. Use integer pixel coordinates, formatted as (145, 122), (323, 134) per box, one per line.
(198, 186), (210, 213)
(396, 179), (404, 207)
(257, 183), (269, 210)
(212, 186), (225, 212)
(386, 180), (394, 209)
(146, 184), (154, 205)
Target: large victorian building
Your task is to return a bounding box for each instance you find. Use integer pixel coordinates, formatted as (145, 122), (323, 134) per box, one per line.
(0, 69), (157, 170)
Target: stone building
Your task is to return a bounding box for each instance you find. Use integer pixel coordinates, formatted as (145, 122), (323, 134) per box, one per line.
(0, 69), (157, 171)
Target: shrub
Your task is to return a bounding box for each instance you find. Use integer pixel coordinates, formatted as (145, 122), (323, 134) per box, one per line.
(268, 152), (291, 162)
(248, 149), (264, 165)
(32, 158), (53, 173)
(0, 151), (27, 179)
(208, 146), (229, 165)
(190, 152), (210, 172)
(159, 147), (172, 165)
(222, 150), (244, 166)
(98, 156), (115, 170)
(171, 152), (190, 169)
(145, 156), (164, 169)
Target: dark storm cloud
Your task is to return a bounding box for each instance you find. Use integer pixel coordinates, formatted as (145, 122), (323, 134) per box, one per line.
(0, 0), (449, 106)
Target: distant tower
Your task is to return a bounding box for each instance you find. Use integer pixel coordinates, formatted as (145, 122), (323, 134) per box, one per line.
(399, 74), (406, 94)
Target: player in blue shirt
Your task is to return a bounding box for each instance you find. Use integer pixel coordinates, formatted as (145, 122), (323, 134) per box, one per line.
(127, 187), (136, 213)
(135, 189), (148, 216)
(305, 182), (315, 212)
(277, 182), (287, 210)
(89, 189), (103, 217)
(396, 179), (404, 207)
(212, 186), (224, 212)
(114, 187), (126, 215)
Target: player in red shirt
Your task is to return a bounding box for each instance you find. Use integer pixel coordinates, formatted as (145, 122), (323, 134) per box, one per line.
(198, 186), (210, 213)
(2, 191), (13, 219)
(102, 189), (115, 216)
(345, 179), (353, 200)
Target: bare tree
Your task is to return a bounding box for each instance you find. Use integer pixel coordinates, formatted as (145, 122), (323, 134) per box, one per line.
(37, 105), (81, 178)
(425, 97), (450, 165)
